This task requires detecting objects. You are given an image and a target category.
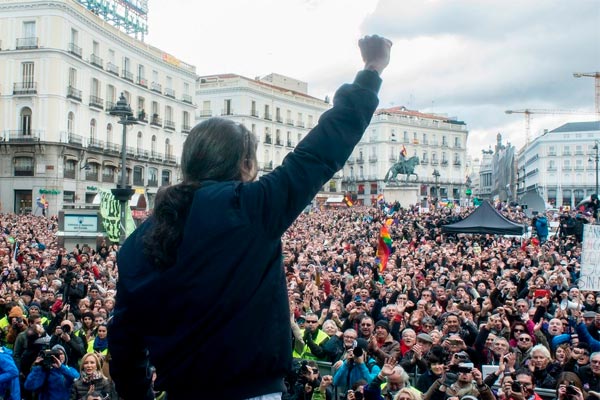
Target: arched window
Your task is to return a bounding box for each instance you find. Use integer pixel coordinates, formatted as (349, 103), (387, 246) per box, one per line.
(133, 166), (144, 186)
(90, 119), (96, 141)
(106, 124), (113, 144)
(20, 107), (32, 136)
(67, 112), (74, 134)
(161, 169), (171, 186)
(165, 138), (172, 159)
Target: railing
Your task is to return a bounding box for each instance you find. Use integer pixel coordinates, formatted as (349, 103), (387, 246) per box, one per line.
(199, 110), (211, 117)
(165, 154), (176, 163)
(275, 139), (282, 146)
(164, 120), (175, 130)
(164, 87), (175, 98)
(13, 82), (37, 95)
(68, 42), (82, 58)
(137, 111), (148, 123)
(133, 177), (144, 186)
(16, 37), (38, 49)
(90, 54), (103, 69)
(137, 76), (148, 88)
(264, 112), (271, 120)
(147, 179), (158, 187)
(441, 160), (449, 166)
(276, 116), (283, 123)
(574, 166), (584, 171)
(221, 109), (234, 116)
(181, 124), (191, 133)
(390, 155), (397, 161)
(5, 130), (41, 142)
(102, 174), (114, 183)
(287, 140), (293, 147)
(264, 136), (272, 144)
(64, 169), (76, 179)
(150, 116), (162, 127)
(89, 95), (104, 109)
(67, 86), (82, 101)
(150, 151), (163, 160)
(15, 167), (34, 177)
(548, 151), (556, 156)
(88, 138), (104, 149)
(151, 82), (162, 93)
(66, 133), (83, 145)
(85, 171), (98, 181)
(347, 157), (354, 165)
(251, 110), (259, 117)
(105, 101), (115, 111)
(356, 157), (364, 164)
(286, 119), (294, 125)
(182, 94), (193, 104)
(421, 159), (429, 164)
(122, 70), (134, 81)
(137, 149), (149, 159)
(297, 121), (305, 128)
(126, 146), (135, 156)
(369, 156), (378, 162)
(431, 160), (439, 165)
(453, 161), (461, 166)
(107, 62), (119, 76)
(105, 142), (120, 153)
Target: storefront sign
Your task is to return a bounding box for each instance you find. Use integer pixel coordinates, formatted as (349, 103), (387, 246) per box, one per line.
(64, 214), (98, 233)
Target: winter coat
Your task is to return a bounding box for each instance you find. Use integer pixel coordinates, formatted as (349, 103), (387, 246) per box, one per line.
(24, 364), (79, 400)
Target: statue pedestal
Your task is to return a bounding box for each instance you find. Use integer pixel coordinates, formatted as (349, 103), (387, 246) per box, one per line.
(383, 184), (419, 207)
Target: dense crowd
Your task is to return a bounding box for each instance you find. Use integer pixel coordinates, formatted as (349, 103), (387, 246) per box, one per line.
(0, 200), (596, 400)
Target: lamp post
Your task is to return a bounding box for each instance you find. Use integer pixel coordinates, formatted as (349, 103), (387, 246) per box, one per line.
(465, 176), (472, 207)
(594, 142), (599, 196)
(109, 93), (138, 244)
(432, 169), (440, 206)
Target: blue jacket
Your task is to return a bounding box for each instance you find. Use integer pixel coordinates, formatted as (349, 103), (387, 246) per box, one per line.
(535, 216), (549, 237)
(0, 347), (20, 400)
(577, 322), (600, 352)
(109, 70), (382, 400)
(24, 365), (80, 400)
(333, 357), (381, 392)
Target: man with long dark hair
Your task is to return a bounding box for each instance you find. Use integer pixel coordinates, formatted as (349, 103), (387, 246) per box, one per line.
(109, 35), (392, 399)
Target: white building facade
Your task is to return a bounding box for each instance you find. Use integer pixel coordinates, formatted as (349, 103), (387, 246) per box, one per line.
(195, 74), (338, 194)
(517, 121), (600, 208)
(0, 0), (196, 214)
(343, 107), (469, 206)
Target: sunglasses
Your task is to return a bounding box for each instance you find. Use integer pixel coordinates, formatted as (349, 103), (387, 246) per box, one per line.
(518, 337), (531, 342)
(306, 320), (318, 324)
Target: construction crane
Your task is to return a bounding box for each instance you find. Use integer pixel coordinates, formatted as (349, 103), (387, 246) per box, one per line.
(505, 108), (596, 145)
(573, 72), (600, 119)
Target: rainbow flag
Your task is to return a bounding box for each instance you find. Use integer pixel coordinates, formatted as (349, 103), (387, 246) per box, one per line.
(375, 225), (392, 272)
(377, 194), (384, 203)
(400, 145), (407, 158)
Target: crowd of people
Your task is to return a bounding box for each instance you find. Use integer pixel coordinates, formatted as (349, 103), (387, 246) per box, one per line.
(0, 198), (596, 399)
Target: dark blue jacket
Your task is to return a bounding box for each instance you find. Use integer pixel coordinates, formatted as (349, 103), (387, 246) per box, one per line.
(24, 365), (79, 400)
(109, 70), (382, 400)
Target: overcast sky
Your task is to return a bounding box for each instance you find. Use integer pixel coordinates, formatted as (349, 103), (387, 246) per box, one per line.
(146, 0), (600, 158)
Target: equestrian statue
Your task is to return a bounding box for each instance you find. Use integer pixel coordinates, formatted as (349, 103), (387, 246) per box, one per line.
(384, 156), (420, 183)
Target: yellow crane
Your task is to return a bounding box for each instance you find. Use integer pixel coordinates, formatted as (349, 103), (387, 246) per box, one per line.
(505, 108), (596, 145)
(573, 72), (600, 119)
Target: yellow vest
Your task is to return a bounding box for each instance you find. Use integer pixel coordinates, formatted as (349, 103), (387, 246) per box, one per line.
(292, 329), (329, 360)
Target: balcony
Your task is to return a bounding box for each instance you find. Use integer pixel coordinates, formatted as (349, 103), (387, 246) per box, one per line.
(389, 155), (397, 161)
(276, 116), (283, 123)
(137, 149), (149, 159)
(182, 94), (193, 104)
(68, 43), (82, 58)
(126, 146), (135, 156)
(88, 138), (104, 150)
(164, 87), (175, 98)
(136, 110), (148, 123)
(137, 76), (148, 88)
(64, 169), (76, 179)
(199, 110), (212, 117)
(164, 120), (175, 131)
(67, 133), (83, 145)
(575, 150), (584, 155)
(441, 160), (448, 166)
(90, 54), (103, 69)
(147, 179), (158, 187)
(296, 121), (305, 128)
(16, 37), (38, 50)
(356, 157), (364, 164)
(150, 151), (163, 161)
(150, 115), (162, 127)
(563, 152), (571, 156)
(102, 174), (115, 183)
(182, 124), (191, 133)
(441, 142), (448, 147)
(347, 157), (355, 165)
(89, 95), (104, 110)
(151, 82), (162, 94)
(5, 130), (41, 142)
(286, 119), (294, 126)
(107, 62), (119, 76)
(575, 166), (584, 171)
(251, 110), (259, 117)
(548, 151), (556, 156)
(275, 139), (282, 146)
(287, 140), (293, 147)
(133, 176), (144, 186)
(67, 86), (82, 101)
(105, 142), (120, 153)
(264, 112), (271, 120)
(369, 155), (378, 162)
(13, 82), (37, 95)
(421, 159), (429, 165)
(165, 154), (177, 164)
(264, 136), (272, 144)
(547, 166), (557, 171)
(431, 160), (439, 165)
(221, 109), (234, 116)
(105, 101), (115, 111)
(85, 171), (98, 181)
(122, 70), (133, 82)
(453, 161), (461, 166)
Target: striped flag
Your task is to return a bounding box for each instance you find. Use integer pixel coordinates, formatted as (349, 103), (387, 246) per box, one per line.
(377, 194), (385, 203)
(343, 194), (353, 207)
(375, 225), (392, 272)
(400, 145), (407, 158)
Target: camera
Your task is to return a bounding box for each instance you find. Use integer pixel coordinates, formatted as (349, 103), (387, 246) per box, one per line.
(60, 324), (71, 334)
(566, 383), (578, 396)
(352, 346), (363, 358)
(457, 363), (474, 373)
(511, 381), (522, 393)
(39, 349), (61, 369)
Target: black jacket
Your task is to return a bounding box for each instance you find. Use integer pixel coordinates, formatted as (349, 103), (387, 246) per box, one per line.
(109, 70), (382, 400)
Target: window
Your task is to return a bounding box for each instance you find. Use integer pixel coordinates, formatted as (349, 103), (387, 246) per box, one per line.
(148, 167), (158, 187)
(67, 112), (74, 134)
(108, 49), (115, 64)
(123, 57), (130, 72)
(106, 124), (113, 144)
(151, 135), (157, 153)
(22, 62), (34, 87)
(91, 78), (100, 97)
(133, 166), (144, 186)
(14, 156), (34, 176)
(138, 64), (145, 79)
(223, 99), (232, 115)
(137, 131), (143, 152)
(92, 41), (99, 57)
(89, 119), (96, 141)
(165, 138), (173, 158)
(23, 21), (36, 38)
(165, 105), (173, 121)
(20, 107), (32, 136)
(251, 100), (257, 117)
(86, 163), (99, 181)
(183, 82), (190, 95)
(64, 160), (76, 179)
(70, 28), (78, 45)
(106, 84), (115, 105)
(161, 170), (171, 186)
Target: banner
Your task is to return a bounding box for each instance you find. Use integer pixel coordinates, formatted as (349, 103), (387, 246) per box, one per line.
(99, 189), (136, 243)
(579, 224), (600, 291)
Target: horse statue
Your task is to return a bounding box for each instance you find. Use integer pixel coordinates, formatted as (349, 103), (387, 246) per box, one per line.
(384, 156), (420, 183)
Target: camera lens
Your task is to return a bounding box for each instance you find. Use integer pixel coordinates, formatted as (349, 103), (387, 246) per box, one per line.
(353, 346), (363, 358)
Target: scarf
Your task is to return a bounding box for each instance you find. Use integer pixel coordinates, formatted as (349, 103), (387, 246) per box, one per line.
(93, 336), (108, 352)
(81, 370), (103, 383)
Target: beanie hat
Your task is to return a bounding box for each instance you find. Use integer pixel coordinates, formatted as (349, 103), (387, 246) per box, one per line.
(51, 344), (68, 365)
(375, 320), (390, 332)
(8, 306), (24, 318)
(28, 302), (42, 311)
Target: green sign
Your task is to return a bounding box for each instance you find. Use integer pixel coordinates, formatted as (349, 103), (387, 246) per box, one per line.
(86, 186), (98, 191)
(465, 188), (472, 196)
(39, 189), (61, 195)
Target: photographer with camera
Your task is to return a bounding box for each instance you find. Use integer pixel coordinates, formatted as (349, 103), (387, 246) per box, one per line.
(423, 362), (494, 400)
(333, 338), (381, 395)
(24, 344), (79, 399)
(555, 372), (586, 400)
(49, 319), (84, 370)
(4, 306), (27, 349)
(500, 370), (542, 400)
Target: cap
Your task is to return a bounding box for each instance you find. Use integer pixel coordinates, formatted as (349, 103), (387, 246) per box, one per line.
(417, 333), (433, 343)
(375, 320), (390, 332)
(583, 311), (597, 319)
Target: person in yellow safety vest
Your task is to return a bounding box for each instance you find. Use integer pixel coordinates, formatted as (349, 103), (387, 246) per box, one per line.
(87, 324), (108, 357)
(27, 303), (49, 328)
(292, 313), (330, 361)
(4, 306), (28, 350)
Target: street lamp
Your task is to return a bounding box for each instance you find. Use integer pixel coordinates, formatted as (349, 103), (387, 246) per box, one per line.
(594, 142), (599, 196)
(432, 169), (440, 199)
(109, 92), (138, 244)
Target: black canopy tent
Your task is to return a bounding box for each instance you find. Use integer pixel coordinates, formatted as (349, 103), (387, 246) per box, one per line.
(442, 201), (526, 235)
